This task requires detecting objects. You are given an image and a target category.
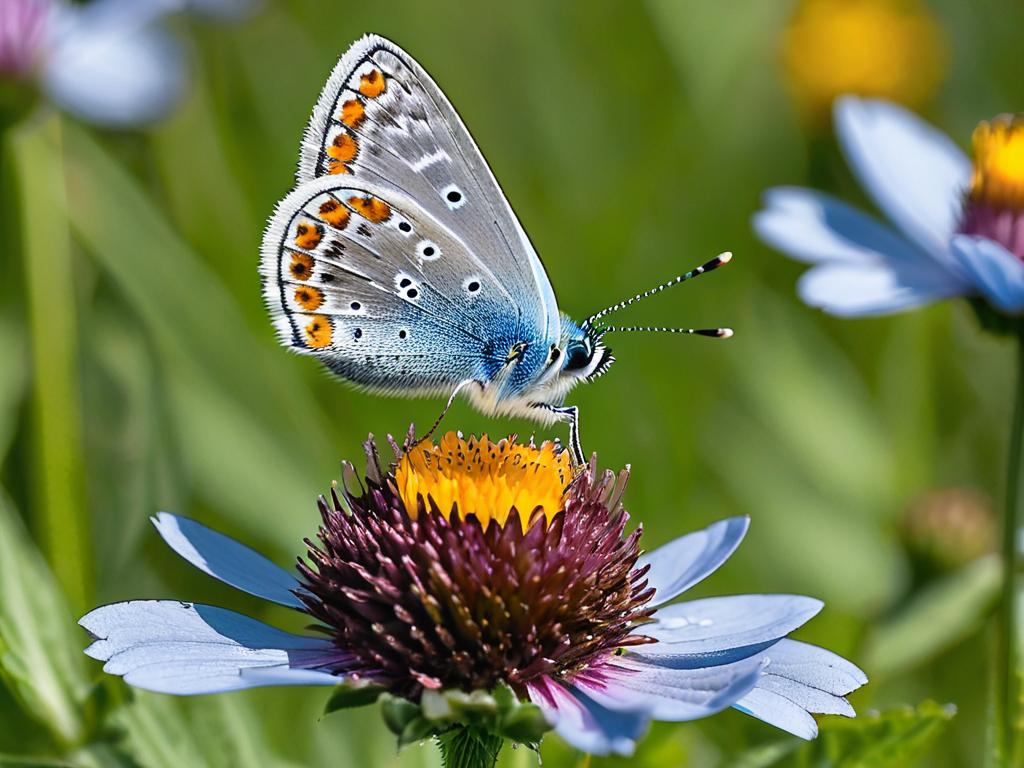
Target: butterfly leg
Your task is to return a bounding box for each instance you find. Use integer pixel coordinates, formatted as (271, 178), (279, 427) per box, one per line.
(421, 379), (479, 443)
(532, 403), (584, 467)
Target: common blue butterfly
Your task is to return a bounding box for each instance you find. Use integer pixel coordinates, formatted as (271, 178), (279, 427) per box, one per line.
(261, 34), (731, 464)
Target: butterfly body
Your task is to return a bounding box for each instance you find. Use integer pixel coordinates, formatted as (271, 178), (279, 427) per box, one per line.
(261, 34), (728, 463)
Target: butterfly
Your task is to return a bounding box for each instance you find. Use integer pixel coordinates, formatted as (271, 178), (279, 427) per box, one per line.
(260, 34), (732, 465)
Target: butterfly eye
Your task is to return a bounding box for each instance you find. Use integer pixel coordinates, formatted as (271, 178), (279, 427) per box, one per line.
(441, 184), (466, 210)
(563, 341), (592, 371)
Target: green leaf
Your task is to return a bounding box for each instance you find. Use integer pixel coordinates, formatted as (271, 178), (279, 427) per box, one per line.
(381, 695), (423, 737)
(810, 701), (957, 768)
(0, 489), (88, 746)
(863, 555), (1000, 676)
(324, 684), (384, 714)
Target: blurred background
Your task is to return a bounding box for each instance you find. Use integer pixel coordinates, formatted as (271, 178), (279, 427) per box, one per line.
(1, 0), (1022, 765)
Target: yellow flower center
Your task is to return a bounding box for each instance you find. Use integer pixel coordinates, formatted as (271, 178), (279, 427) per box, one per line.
(970, 116), (1024, 210)
(395, 432), (571, 529)
(782, 0), (946, 120)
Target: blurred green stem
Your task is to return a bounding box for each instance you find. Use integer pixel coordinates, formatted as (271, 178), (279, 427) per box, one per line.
(998, 332), (1024, 766)
(13, 118), (92, 613)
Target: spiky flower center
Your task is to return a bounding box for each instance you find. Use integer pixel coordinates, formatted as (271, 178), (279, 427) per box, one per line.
(297, 433), (653, 701)
(395, 433), (572, 529)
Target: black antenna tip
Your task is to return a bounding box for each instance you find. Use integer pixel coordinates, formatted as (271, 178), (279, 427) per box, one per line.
(695, 327), (734, 338)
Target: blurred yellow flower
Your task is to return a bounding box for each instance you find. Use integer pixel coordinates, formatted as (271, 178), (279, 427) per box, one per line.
(970, 115), (1024, 211)
(782, 0), (947, 121)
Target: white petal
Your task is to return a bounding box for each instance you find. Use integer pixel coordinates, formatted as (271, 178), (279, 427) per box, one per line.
(638, 517), (749, 606)
(635, 595), (823, 667)
(834, 96), (971, 261)
(42, 0), (187, 127)
(152, 513), (307, 609)
(798, 260), (964, 317)
(950, 234), (1024, 313)
(754, 187), (943, 267)
(80, 601), (340, 695)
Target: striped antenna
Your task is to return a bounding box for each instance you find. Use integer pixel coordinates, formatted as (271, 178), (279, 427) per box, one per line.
(600, 325), (733, 338)
(585, 251), (732, 327)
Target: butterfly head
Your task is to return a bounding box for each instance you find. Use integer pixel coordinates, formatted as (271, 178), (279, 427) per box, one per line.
(552, 320), (615, 384)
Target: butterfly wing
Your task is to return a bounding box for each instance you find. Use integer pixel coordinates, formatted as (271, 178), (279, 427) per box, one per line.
(261, 175), (526, 395)
(296, 34), (560, 357)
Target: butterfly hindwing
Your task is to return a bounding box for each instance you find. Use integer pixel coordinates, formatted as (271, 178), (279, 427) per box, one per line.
(297, 34), (560, 350)
(261, 175), (525, 395)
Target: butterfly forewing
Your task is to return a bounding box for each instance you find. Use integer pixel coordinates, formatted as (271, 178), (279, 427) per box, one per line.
(298, 34), (560, 347)
(261, 176), (520, 395)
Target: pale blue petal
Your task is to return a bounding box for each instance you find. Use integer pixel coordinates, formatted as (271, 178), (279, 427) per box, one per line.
(834, 96), (970, 261)
(527, 677), (649, 757)
(80, 601), (340, 695)
(637, 517), (748, 607)
(42, 0), (187, 127)
(152, 513), (306, 609)
(574, 654), (765, 723)
(798, 260), (964, 317)
(760, 639), (867, 695)
(633, 595), (823, 668)
(733, 640), (867, 739)
(734, 688), (819, 739)
(950, 235), (1024, 313)
(754, 187), (942, 267)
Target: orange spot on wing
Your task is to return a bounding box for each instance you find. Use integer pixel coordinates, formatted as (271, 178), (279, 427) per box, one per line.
(340, 98), (366, 128)
(304, 315), (333, 348)
(327, 132), (358, 162)
(318, 198), (351, 228)
(294, 221), (323, 249)
(358, 69), (387, 98)
(348, 195), (391, 223)
(327, 160), (351, 175)
(295, 286), (325, 311)
(289, 251), (314, 280)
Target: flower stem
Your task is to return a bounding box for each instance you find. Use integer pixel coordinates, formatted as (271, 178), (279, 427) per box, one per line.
(997, 332), (1024, 765)
(13, 117), (93, 614)
(437, 727), (503, 768)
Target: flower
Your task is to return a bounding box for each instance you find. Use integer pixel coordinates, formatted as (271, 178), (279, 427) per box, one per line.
(781, 0), (946, 121)
(754, 97), (1024, 317)
(80, 432), (866, 757)
(0, 0), (257, 128)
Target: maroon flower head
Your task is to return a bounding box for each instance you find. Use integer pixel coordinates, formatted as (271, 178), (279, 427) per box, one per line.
(296, 431), (655, 700)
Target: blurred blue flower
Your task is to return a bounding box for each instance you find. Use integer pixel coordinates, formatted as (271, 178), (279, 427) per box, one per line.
(80, 434), (865, 757)
(1, 0), (257, 128)
(755, 97), (1024, 316)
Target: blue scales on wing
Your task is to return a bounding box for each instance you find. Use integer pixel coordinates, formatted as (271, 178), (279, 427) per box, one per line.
(261, 176), (531, 396)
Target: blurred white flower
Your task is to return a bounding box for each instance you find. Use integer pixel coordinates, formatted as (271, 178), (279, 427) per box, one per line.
(755, 98), (1024, 317)
(1, 0), (258, 128)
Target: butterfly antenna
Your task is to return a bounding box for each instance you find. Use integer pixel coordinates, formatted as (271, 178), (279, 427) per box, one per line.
(584, 251), (732, 327)
(599, 325), (734, 338)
